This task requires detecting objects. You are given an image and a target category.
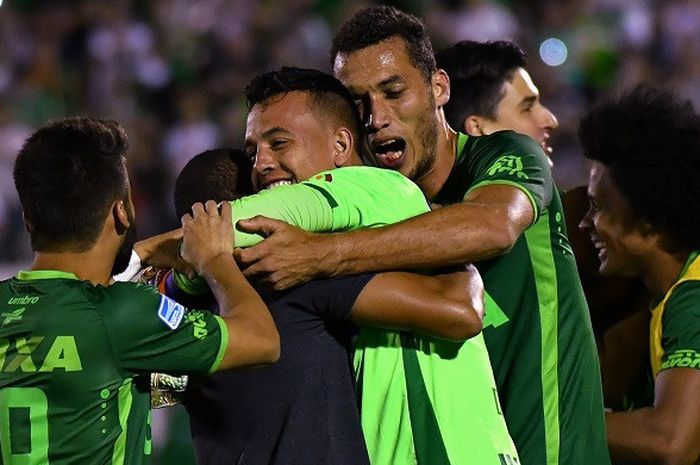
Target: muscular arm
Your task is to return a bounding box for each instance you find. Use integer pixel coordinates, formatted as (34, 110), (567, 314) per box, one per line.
(181, 202), (280, 370)
(238, 184), (534, 289)
(606, 368), (700, 465)
(350, 265), (484, 341)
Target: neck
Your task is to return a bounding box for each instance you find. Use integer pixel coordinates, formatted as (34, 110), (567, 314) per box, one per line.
(31, 248), (114, 286)
(642, 249), (689, 300)
(415, 112), (458, 200)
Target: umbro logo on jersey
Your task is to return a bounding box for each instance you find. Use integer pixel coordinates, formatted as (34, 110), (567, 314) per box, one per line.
(158, 296), (185, 330)
(7, 295), (39, 305)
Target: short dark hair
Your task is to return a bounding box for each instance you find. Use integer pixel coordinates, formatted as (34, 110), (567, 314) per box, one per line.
(174, 148), (253, 218)
(579, 85), (700, 254)
(436, 40), (527, 128)
(331, 5), (436, 82)
(245, 66), (362, 139)
(13, 117), (129, 252)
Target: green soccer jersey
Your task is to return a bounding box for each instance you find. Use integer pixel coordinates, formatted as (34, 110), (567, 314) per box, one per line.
(0, 270), (227, 465)
(650, 251), (700, 377)
(435, 131), (610, 465)
(228, 166), (430, 247)
(176, 165), (519, 465)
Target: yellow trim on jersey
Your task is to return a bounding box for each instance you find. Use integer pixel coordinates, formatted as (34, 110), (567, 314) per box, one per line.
(650, 251), (700, 376)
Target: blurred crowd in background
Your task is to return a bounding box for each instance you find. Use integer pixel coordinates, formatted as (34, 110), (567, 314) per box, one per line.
(1, 0), (700, 461)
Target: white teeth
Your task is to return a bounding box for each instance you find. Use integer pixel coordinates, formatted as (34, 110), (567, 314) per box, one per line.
(265, 180), (292, 190)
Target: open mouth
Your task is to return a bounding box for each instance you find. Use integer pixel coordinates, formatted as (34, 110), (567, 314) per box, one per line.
(372, 138), (406, 167)
(264, 179), (293, 190)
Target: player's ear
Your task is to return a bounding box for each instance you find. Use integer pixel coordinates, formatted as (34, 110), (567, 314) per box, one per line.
(112, 199), (131, 234)
(464, 115), (486, 136)
(333, 127), (354, 167)
(432, 69), (450, 107)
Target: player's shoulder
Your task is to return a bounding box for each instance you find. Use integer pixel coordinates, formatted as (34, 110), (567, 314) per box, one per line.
(306, 166), (417, 189)
(468, 130), (543, 156)
(666, 279), (700, 313)
(94, 281), (163, 312)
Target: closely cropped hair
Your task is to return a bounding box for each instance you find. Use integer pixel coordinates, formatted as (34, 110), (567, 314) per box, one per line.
(245, 66), (362, 139)
(174, 148), (253, 218)
(436, 41), (527, 129)
(13, 117), (129, 252)
(331, 5), (436, 82)
(579, 85), (700, 253)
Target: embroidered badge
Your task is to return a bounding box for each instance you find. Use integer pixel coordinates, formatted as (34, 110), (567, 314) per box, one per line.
(157, 295), (185, 330)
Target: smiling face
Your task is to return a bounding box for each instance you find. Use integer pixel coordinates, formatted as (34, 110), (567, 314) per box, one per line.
(579, 162), (650, 277)
(245, 91), (341, 191)
(476, 68), (558, 157)
(333, 36), (443, 183)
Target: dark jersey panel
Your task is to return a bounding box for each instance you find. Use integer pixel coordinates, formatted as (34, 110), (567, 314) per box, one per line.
(184, 274), (374, 465)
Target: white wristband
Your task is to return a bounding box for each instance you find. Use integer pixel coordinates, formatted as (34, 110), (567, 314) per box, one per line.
(112, 249), (144, 282)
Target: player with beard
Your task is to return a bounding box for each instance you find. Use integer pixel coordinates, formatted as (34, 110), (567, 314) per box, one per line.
(579, 87), (700, 465)
(164, 68), (517, 465)
(234, 6), (609, 465)
(0, 117), (279, 465)
(158, 147), (486, 465)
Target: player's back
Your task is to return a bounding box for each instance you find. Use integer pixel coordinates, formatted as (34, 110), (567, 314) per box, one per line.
(2, 272), (157, 465)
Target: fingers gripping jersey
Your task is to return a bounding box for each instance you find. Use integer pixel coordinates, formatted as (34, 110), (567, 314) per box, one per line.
(0, 270), (226, 465)
(175, 164), (520, 464)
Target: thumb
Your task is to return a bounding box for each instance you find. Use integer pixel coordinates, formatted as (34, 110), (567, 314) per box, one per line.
(236, 215), (288, 237)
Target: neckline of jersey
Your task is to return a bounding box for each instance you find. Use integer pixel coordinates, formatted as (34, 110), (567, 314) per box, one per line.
(455, 132), (469, 163)
(678, 250), (700, 280)
(16, 269), (79, 281)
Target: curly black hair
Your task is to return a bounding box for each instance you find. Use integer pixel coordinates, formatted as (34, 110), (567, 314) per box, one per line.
(579, 85), (700, 253)
(436, 40), (526, 128)
(331, 5), (436, 83)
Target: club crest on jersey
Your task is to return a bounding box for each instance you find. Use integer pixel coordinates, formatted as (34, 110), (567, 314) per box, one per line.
(314, 173), (333, 183)
(158, 295), (185, 330)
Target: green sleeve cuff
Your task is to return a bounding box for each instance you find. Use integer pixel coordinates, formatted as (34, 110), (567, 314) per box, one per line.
(208, 315), (229, 374)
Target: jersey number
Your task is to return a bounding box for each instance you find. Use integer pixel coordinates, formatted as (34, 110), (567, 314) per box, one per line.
(0, 387), (49, 464)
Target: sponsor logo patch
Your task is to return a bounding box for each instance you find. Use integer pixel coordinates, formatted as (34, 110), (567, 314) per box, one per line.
(157, 296), (185, 330)
(661, 349), (700, 370)
(487, 154), (528, 179)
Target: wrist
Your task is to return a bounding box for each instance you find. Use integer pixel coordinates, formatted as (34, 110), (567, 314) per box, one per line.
(197, 252), (236, 278)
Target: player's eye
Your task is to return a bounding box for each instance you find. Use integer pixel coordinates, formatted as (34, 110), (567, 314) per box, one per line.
(270, 139), (288, 150)
(385, 88), (404, 99)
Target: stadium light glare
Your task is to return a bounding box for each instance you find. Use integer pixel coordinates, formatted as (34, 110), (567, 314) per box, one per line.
(539, 38), (568, 67)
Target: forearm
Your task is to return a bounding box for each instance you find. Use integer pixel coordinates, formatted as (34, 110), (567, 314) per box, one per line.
(199, 253), (279, 366)
(607, 409), (688, 465)
(321, 201), (522, 276)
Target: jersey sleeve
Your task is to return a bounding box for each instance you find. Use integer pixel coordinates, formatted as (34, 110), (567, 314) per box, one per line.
(466, 131), (553, 223)
(286, 274), (376, 320)
(228, 166), (430, 248)
(301, 166), (430, 229)
(97, 282), (228, 376)
(229, 184), (335, 247)
(659, 281), (700, 372)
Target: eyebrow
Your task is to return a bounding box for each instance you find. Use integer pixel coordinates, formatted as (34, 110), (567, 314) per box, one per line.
(244, 126), (291, 146)
(347, 75), (404, 95)
(519, 95), (537, 108)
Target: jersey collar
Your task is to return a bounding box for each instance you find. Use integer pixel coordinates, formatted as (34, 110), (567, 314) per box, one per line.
(16, 270), (79, 281)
